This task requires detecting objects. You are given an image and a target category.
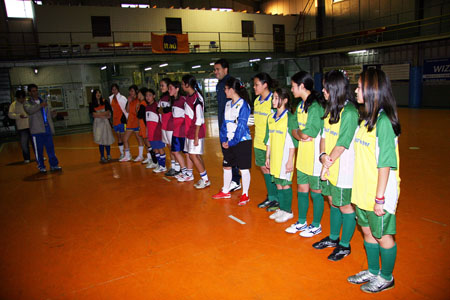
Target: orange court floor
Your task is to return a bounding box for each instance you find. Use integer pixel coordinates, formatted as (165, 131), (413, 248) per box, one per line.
(0, 108), (449, 300)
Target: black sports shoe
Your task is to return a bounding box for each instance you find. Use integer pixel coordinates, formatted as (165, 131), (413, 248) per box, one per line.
(312, 236), (339, 250)
(328, 244), (351, 261)
(258, 198), (272, 208)
(165, 168), (179, 177)
(266, 200), (280, 212)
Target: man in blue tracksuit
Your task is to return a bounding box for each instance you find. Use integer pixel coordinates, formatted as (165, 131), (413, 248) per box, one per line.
(24, 84), (62, 173)
(214, 59), (241, 192)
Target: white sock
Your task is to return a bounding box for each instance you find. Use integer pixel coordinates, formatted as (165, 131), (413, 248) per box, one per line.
(138, 146), (144, 157)
(119, 145), (124, 155)
(174, 162), (180, 171)
(223, 168), (232, 193)
(125, 149), (130, 158)
(241, 169), (250, 195)
(171, 160), (176, 169)
(147, 152), (150, 159)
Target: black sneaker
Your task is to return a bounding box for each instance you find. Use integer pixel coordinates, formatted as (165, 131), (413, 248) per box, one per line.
(328, 244), (351, 261)
(50, 166), (62, 172)
(312, 236), (340, 250)
(165, 168), (179, 177)
(266, 200), (280, 212)
(100, 157), (108, 163)
(258, 198), (272, 208)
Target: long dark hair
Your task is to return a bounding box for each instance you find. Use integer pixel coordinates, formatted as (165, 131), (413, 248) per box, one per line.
(322, 70), (357, 124)
(128, 85), (138, 97)
(168, 80), (181, 105)
(359, 69), (401, 136)
(139, 87), (148, 102)
(252, 72), (277, 90)
(225, 77), (250, 104)
(291, 71), (326, 113)
(274, 88), (293, 113)
(91, 89), (105, 107)
(182, 74), (204, 99)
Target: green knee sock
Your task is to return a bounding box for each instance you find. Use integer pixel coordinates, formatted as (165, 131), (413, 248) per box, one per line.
(297, 192), (309, 224)
(339, 212), (356, 247)
(279, 188), (292, 212)
(364, 241), (380, 276)
(329, 206), (342, 241)
(263, 174), (278, 201)
(380, 243), (397, 280)
(311, 192), (324, 227)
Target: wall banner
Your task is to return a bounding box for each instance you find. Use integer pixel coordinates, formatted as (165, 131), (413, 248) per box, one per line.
(151, 33), (189, 54)
(423, 58), (450, 81)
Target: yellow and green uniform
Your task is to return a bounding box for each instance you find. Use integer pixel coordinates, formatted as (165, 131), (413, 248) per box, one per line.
(253, 92), (273, 151)
(264, 110), (298, 182)
(352, 110), (400, 215)
(322, 101), (359, 188)
(295, 99), (324, 177)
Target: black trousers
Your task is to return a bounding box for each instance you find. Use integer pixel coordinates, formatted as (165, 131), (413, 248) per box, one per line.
(18, 128), (34, 161)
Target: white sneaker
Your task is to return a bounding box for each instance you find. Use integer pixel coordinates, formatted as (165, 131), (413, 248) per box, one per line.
(119, 154), (131, 162)
(228, 181), (242, 192)
(299, 224), (322, 237)
(119, 154), (124, 160)
(134, 156), (144, 162)
(269, 209), (283, 220)
(153, 165), (167, 173)
(146, 161), (158, 169)
(275, 211), (294, 223)
(285, 221), (308, 234)
(194, 179), (211, 189)
(142, 157), (150, 164)
(177, 173), (194, 182)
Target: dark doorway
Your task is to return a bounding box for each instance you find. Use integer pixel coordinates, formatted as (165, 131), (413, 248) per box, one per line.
(273, 24), (285, 52)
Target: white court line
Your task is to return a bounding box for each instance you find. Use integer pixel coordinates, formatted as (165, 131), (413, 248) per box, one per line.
(162, 177), (171, 182)
(228, 215), (246, 225)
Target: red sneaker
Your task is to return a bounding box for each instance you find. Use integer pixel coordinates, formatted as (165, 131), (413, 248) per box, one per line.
(238, 194), (250, 206)
(212, 190), (231, 199)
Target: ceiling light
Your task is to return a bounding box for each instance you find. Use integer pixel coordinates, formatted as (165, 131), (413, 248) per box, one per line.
(210, 62), (214, 66)
(265, 57), (272, 60)
(249, 58), (261, 63)
(144, 67), (152, 71)
(159, 63), (168, 67)
(34, 68), (38, 74)
(192, 65), (201, 69)
(100, 66), (107, 70)
(348, 50), (368, 55)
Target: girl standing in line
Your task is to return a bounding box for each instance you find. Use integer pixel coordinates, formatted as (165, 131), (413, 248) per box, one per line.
(347, 69), (400, 293)
(109, 84), (128, 159)
(145, 88), (166, 172)
(264, 88), (298, 222)
(285, 71), (326, 237)
(168, 81), (188, 178)
(137, 87), (158, 167)
(90, 89), (115, 163)
(252, 73), (278, 210)
(179, 74), (210, 189)
(212, 77), (252, 206)
(158, 78), (178, 175)
(313, 70), (358, 261)
(120, 85), (145, 162)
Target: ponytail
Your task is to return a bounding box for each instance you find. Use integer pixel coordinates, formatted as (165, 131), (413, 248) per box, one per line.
(225, 77), (250, 103)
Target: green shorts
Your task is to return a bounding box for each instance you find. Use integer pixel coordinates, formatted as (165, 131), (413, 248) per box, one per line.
(272, 176), (292, 186)
(329, 183), (352, 207)
(321, 180), (331, 196)
(355, 207), (396, 239)
(297, 170), (321, 190)
(254, 148), (266, 167)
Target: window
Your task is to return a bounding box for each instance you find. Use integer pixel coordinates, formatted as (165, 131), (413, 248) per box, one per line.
(242, 20), (254, 38)
(166, 18), (182, 34)
(91, 16), (111, 37)
(4, 0), (34, 18)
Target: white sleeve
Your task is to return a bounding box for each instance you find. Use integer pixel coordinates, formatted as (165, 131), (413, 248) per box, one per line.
(119, 95), (129, 118)
(285, 132), (294, 149)
(195, 104), (204, 126)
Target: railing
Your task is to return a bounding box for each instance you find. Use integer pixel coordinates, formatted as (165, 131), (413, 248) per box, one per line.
(0, 30), (297, 61)
(296, 13), (450, 53)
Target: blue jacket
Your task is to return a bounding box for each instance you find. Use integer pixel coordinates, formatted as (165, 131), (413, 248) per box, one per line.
(216, 74), (230, 129)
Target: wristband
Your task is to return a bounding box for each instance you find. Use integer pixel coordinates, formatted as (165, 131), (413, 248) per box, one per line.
(318, 152), (326, 163)
(375, 196), (385, 204)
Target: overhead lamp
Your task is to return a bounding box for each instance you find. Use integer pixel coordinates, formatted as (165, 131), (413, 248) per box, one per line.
(33, 68), (38, 74)
(159, 63), (168, 67)
(144, 67), (152, 71)
(209, 62), (214, 66)
(100, 65), (107, 70)
(265, 57), (272, 60)
(192, 65), (201, 69)
(249, 58), (261, 63)
(348, 50), (368, 55)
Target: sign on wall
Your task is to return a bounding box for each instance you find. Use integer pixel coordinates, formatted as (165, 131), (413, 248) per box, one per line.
(364, 64), (410, 81)
(423, 58), (450, 81)
(151, 33), (189, 54)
